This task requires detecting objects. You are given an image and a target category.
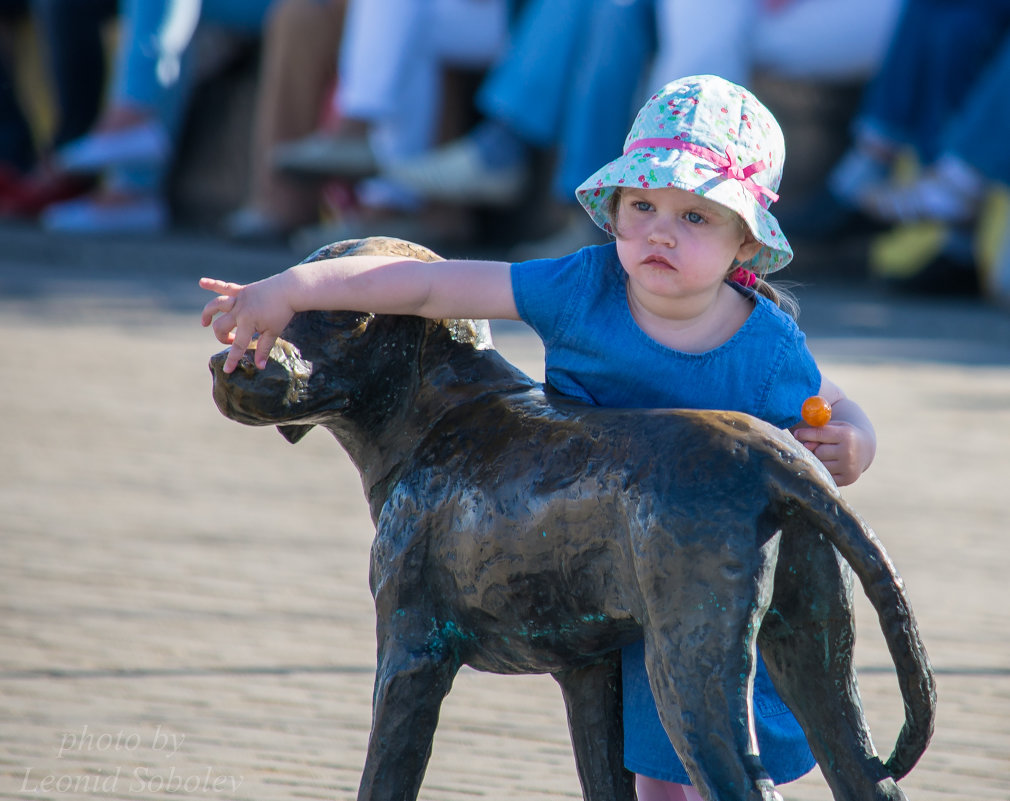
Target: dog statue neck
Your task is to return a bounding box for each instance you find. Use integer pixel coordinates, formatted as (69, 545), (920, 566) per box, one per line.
(329, 317), (538, 523)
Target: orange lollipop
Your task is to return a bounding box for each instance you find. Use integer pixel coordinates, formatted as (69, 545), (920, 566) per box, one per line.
(801, 396), (832, 427)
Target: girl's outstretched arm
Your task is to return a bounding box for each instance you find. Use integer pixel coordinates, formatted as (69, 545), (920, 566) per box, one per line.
(200, 256), (517, 373)
(793, 375), (876, 487)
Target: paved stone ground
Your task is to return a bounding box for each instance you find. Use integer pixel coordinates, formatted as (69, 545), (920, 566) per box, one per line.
(1, 224), (1008, 800)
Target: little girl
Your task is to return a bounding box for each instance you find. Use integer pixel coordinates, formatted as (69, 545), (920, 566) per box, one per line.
(202, 75), (876, 800)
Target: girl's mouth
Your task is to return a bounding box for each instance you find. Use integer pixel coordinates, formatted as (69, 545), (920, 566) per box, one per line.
(644, 254), (674, 270)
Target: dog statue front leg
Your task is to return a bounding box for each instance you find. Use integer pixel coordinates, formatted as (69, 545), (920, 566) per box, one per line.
(358, 621), (458, 801)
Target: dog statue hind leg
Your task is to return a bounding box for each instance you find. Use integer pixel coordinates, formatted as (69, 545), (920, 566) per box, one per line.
(633, 514), (786, 801)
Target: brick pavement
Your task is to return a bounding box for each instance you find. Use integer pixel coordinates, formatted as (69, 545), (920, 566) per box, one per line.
(1, 228), (1008, 800)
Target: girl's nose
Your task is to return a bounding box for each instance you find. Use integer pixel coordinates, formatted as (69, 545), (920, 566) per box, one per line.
(648, 222), (676, 247)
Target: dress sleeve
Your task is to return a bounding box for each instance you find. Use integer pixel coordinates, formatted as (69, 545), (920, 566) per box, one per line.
(510, 248), (590, 347)
(759, 325), (822, 429)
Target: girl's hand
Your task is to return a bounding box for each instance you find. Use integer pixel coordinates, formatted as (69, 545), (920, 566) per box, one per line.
(793, 382), (876, 487)
(199, 274), (296, 373)
(792, 420), (873, 487)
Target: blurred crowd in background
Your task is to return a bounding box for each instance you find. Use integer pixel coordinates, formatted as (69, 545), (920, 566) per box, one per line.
(1, 0), (1009, 305)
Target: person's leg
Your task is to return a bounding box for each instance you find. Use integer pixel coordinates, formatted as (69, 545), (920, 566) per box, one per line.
(45, 0), (273, 231)
(752, 0), (901, 81)
(336, 0), (420, 122)
(48, 0), (182, 181)
(853, 23), (1010, 229)
(992, 206), (1010, 306)
(0, 5), (35, 172)
(31, 0), (117, 148)
(857, 0), (1009, 161)
(871, 27), (1010, 297)
(357, 0), (511, 208)
(476, 0), (587, 146)
(370, 0), (507, 164)
(109, 0), (181, 123)
(649, 0), (755, 89)
(0, 1), (104, 215)
(792, 1), (1010, 239)
(272, 0), (421, 181)
(824, 0), (1006, 214)
(235, 0), (345, 234)
(944, 28), (1010, 187)
(635, 775), (706, 801)
(385, 0), (582, 207)
(506, 0), (651, 259)
(811, 0), (1007, 236)
(112, 0), (271, 136)
(556, 0), (653, 199)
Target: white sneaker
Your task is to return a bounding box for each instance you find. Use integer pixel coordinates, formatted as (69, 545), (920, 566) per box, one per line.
(56, 121), (170, 173)
(826, 147), (891, 206)
(273, 132), (378, 179)
(509, 212), (608, 261)
(222, 206), (291, 243)
(41, 194), (168, 234)
(860, 158), (984, 225)
(385, 138), (527, 207)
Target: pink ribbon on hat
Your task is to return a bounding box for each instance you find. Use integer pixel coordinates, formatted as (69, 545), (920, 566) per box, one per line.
(624, 137), (780, 209)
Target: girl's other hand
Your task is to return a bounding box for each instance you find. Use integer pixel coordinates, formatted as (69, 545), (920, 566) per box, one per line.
(199, 275), (296, 373)
(793, 420), (873, 487)
(797, 379), (876, 486)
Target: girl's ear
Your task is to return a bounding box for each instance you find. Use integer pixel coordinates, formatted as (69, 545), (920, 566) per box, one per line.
(735, 234), (763, 264)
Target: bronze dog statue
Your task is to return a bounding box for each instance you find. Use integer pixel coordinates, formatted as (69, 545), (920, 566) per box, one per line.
(208, 238), (935, 801)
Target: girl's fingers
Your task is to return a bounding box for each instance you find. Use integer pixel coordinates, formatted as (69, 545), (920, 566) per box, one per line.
(793, 425), (836, 444)
(211, 312), (238, 345)
(224, 321), (260, 373)
(199, 278), (282, 373)
(199, 279), (245, 327)
(254, 333), (277, 369)
(199, 277), (244, 294)
(201, 295), (236, 327)
(223, 340), (248, 373)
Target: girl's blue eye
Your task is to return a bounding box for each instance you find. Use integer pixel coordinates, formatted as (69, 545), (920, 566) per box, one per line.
(685, 211), (705, 224)
(633, 201), (652, 212)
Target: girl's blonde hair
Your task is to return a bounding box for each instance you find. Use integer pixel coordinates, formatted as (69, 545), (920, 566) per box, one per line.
(605, 189), (799, 319)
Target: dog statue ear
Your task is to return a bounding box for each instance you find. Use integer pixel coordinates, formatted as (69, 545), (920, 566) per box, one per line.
(277, 424), (314, 444)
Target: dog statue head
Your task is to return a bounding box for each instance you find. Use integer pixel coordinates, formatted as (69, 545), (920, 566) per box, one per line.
(208, 237), (536, 481)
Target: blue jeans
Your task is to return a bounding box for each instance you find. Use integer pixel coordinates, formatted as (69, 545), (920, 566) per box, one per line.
(859, 0), (1010, 164)
(110, 0), (273, 191)
(477, 0), (655, 201)
(114, 0), (273, 132)
(944, 28), (1010, 184)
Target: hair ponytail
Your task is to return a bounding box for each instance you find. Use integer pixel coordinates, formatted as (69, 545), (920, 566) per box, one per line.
(729, 265), (800, 319)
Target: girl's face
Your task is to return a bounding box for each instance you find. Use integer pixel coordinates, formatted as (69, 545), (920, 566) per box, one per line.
(613, 186), (761, 311)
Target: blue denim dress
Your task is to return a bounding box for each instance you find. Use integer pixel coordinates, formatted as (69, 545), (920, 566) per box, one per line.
(511, 243), (820, 784)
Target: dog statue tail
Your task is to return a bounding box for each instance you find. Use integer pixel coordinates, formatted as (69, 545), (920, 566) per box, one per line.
(781, 471), (937, 781)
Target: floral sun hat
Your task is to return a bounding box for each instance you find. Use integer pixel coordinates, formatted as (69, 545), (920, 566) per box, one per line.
(576, 74), (792, 273)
